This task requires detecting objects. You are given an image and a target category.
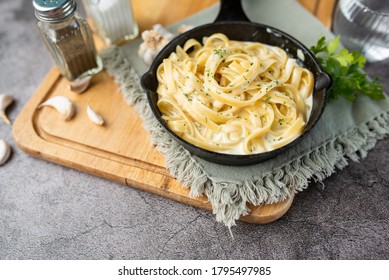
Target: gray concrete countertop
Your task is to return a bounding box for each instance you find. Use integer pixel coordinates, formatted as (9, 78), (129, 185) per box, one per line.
(1, 0), (388, 259)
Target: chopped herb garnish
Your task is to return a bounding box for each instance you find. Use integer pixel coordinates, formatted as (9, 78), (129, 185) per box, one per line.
(214, 48), (227, 58)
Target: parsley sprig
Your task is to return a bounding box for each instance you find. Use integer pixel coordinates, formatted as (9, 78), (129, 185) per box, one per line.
(310, 36), (384, 101)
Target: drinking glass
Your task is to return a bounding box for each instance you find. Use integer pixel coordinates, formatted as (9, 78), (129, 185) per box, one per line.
(333, 0), (389, 62)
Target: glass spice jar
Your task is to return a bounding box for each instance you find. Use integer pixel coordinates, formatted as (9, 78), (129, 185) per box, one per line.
(82, 0), (139, 46)
(33, 0), (103, 92)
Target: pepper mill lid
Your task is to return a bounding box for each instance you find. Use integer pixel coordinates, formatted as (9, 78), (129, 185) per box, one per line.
(33, 0), (77, 22)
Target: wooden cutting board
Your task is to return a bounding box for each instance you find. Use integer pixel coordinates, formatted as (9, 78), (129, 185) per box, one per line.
(12, 0), (334, 224)
(12, 66), (294, 224)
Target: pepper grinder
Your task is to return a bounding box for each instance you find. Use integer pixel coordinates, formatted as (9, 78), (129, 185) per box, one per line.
(33, 0), (103, 92)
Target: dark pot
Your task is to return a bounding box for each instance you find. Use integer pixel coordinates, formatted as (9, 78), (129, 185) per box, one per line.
(141, 0), (332, 166)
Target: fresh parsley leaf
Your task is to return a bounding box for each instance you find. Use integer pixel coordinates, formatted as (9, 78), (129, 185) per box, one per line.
(310, 36), (327, 54)
(310, 36), (385, 101)
(326, 36), (340, 54)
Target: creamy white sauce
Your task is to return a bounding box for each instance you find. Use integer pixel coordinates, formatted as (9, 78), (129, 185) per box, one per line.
(305, 92), (313, 121)
(208, 92), (314, 155)
(297, 49), (305, 62)
(211, 132), (246, 154)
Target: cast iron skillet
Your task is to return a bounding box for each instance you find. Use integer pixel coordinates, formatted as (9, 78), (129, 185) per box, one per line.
(141, 0), (332, 166)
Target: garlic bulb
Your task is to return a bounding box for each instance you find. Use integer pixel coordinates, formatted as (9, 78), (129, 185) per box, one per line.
(0, 94), (13, 125)
(138, 24), (174, 65)
(38, 96), (75, 121)
(87, 104), (104, 126)
(0, 139), (11, 166)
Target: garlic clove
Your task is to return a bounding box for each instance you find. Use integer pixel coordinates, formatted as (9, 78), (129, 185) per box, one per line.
(38, 96), (75, 121)
(0, 94), (13, 125)
(87, 104), (104, 126)
(0, 139), (11, 166)
(70, 76), (92, 93)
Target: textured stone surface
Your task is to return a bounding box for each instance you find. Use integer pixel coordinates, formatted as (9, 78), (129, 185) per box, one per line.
(0, 0), (388, 260)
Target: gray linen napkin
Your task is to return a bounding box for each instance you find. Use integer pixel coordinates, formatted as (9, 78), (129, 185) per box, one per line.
(101, 0), (389, 226)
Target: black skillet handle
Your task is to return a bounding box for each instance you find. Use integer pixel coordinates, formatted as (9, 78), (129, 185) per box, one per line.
(315, 72), (332, 91)
(214, 0), (251, 22)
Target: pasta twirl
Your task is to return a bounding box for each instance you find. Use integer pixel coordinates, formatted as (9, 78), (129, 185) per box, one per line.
(156, 33), (314, 155)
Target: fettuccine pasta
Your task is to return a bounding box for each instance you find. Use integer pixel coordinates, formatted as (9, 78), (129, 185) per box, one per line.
(156, 33), (314, 154)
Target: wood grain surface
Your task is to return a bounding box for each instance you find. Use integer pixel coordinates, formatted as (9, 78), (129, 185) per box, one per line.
(299, 0), (337, 28)
(13, 0), (334, 224)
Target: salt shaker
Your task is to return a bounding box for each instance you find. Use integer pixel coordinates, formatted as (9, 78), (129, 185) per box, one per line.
(33, 0), (103, 92)
(82, 0), (139, 45)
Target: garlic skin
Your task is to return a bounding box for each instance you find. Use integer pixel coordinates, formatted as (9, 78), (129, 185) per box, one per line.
(177, 24), (194, 34)
(38, 96), (75, 121)
(87, 104), (104, 126)
(0, 94), (13, 125)
(0, 139), (11, 166)
(152, 24), (175, 41)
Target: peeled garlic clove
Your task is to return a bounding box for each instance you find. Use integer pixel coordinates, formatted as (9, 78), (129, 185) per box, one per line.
(87, 104), (104, 126)
(0, 94), (13, 125)
(38, 96), (75, 121)
(70, 76), (92, 93)
(0, 139), (11, 166)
